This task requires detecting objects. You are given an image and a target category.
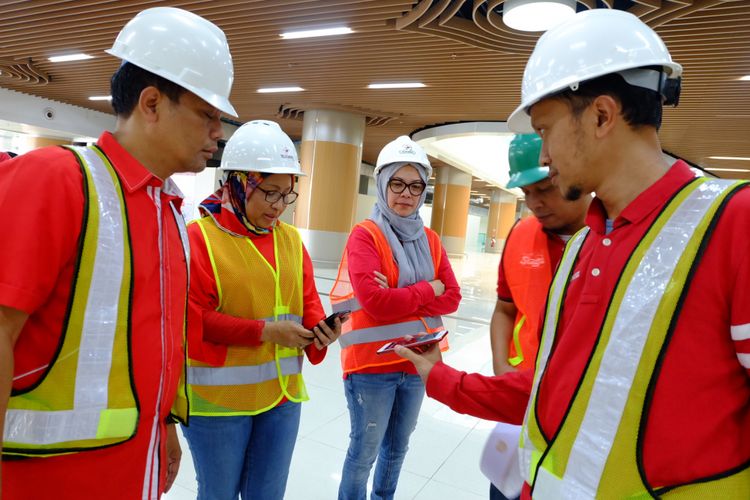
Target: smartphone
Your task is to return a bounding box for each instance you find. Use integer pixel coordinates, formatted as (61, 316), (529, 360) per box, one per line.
(376, 330), (448, 355)
(311, 310), (351, 333)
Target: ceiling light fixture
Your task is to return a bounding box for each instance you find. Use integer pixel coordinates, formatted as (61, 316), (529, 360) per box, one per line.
(257, 86), (305, 93)
(368, 82), (426, 89)
(280, 26), (352, 39)
(48, 53), (93, 63)
(705, 167), (750, 173)
(708, 156), (750, 161)
(88, 95), (112, 101)
(502, 0), (576, 32)
(739, 75), (750, 81)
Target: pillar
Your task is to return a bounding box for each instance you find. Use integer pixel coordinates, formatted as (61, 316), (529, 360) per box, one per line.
(295, 109), (366, 263)
(430, 165), (471, 257)
(28, 136), (70, 149)
(485, 189), (518, 253)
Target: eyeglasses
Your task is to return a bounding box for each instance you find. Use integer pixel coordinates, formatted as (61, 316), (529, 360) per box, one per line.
(256, 186), (299, 205)
(388, 178), (426, 196)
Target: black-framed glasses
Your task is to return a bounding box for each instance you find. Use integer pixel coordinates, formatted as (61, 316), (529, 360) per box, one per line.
(388, 178), (426, 196)
(256, 186), (299, 205)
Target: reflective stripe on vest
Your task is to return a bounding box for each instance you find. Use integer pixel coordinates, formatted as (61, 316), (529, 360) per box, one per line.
(521, 178), (750, 498)
(330, 220), (449, 374)
(187, 313), (304, 385)
(187, 219), (307, 415)
(4, 145), (137, 455)
(337, 316), (444, 348)
(189, 356), (303, 386)
(168, 198), (191, 425)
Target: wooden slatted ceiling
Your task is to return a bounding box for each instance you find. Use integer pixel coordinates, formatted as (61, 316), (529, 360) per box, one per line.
(0, 0), (748, 180)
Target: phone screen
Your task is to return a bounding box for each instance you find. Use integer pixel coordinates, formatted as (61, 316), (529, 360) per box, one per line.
(376, 330), (448, 354)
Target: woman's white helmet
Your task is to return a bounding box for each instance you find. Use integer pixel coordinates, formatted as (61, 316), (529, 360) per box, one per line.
(375, 136), (432, 178)
(106, 7), (237, 117)
(220, 120), (305, 176)
(508, 9), (682, 133)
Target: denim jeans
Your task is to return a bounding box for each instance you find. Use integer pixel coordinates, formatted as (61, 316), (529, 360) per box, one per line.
(181, 401), (301, 500)
(338, 372), (425, 500)
(490, 483), (519, 500)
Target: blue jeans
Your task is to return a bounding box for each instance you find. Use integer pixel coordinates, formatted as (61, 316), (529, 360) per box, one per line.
(338, 372), (425, 500)
(181, 401), (301, 500)
(490, 483), (519, 500)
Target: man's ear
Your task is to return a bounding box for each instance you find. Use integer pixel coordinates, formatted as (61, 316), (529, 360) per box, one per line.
(136, 86), (163, 123)
(591, 94), (619, 138)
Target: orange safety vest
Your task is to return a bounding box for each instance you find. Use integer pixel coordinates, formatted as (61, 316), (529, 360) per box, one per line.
(501, 217), (553, 371)
(330, 219), (448, 374)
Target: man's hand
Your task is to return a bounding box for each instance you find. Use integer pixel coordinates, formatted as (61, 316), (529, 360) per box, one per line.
(164, 424), (182, 493)
(394, 342), (443, 384)
(261, 320), (315, 349)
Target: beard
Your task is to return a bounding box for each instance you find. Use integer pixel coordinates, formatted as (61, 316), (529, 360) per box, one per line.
(564, 185), (583, 201)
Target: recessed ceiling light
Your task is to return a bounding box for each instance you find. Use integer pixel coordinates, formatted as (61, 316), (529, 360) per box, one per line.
(503, 0), (576, 32)
(368, 82), (426, 89)
(705, 167), (750, 172)
(739, 75), (750, 81)
(280, 27), (352, 39)
(48, 53), (93, 63)
(708, 156), (750, 161)
(89, 95), (112, 101)
(257, 86), (305, 93)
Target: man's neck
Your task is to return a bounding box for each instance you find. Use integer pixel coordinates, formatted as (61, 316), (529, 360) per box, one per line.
(113, 121), (171, 181)
(594, 131), (669, 220)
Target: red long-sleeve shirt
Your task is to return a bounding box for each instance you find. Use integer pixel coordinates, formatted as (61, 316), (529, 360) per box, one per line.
(345, 224), (462, 375)
(427, 162), (750, 496)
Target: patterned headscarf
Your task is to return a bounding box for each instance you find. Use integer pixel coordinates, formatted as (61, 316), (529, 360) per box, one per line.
(199, 170), (271, 235)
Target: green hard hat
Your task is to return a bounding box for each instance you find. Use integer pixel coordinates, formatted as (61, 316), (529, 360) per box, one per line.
(506, 133), (549, 189)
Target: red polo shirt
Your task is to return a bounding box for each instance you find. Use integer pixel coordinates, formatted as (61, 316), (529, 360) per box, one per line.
(1, 132), (188, 499)
(428, 161), (750, 495)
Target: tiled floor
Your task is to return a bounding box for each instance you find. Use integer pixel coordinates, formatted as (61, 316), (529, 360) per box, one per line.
(165, 251), (502, 500)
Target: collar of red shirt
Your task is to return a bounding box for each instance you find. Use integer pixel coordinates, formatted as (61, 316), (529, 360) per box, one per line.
(96, 131), (184, 200)
(585, 160), (696, 235)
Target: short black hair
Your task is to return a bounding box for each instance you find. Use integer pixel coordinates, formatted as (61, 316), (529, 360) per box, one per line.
(551, 71), (664, 130)
(110, 62), (186, 117)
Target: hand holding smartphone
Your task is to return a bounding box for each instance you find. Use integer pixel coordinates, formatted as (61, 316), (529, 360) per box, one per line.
(311, 310), (350, 334)
(309, 310), (350, 348)
(323, 310), (350, 329)
(376, 330), (448, 355)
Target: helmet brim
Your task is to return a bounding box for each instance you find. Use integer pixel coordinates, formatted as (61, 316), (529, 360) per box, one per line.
(506, 167), (549, 189)
(508, 104), (535, 134)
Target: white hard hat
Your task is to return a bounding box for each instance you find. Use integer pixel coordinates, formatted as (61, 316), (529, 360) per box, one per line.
(220, 120), (305, 176)
(106, 7), (237, 117)
(508, 9), (682, 133)
(375, 136), (432, 178)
